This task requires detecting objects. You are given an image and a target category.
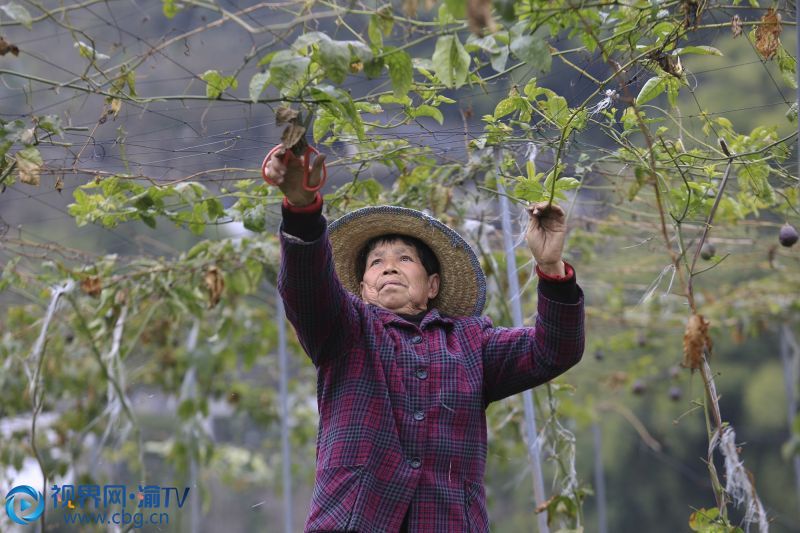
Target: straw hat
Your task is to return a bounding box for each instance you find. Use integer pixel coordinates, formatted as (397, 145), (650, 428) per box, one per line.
(328, 206), (486, 317)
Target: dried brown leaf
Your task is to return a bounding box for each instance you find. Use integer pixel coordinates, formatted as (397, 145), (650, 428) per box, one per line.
(755, 8), (782, 60)
(55, 175), (64, 193)
(403, 0), (418, 17)
(281, 123), (306, 151)
(680, 0), (701, 27)
(0, 36), (19, 56)
(16, 152), (41, 187)
(682, 314), (712, 370)
(275, 106), (299, 125)
(731, 15), (742, 38)
(109, 98), (122, 117)
(114, 289), (128, 306)
(604, 371), (628, 391)
(467, 0), (495, 36)
(534, 495), (555, 515)
(80, 276), (102, 298)
(204, 265), (225, 308)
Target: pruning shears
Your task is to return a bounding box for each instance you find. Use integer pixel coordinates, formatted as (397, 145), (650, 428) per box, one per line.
(261, 108), (327, 192)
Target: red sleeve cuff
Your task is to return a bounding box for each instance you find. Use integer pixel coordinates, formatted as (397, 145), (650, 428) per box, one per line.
(536, 261), (575, 282)
(282, 193), (322, 214)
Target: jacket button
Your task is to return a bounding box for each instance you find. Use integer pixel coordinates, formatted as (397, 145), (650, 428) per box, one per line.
(411, 335), (423, 344)
(415, 368), (428, 380)
(413, 410), (425, 421)
(409, 458), (422, 469)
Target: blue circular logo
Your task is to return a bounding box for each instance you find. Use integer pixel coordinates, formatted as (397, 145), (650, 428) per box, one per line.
(5, 485), (45, 525)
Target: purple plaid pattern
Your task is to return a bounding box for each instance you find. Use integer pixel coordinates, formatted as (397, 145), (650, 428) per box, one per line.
(279, 228), (585, 533)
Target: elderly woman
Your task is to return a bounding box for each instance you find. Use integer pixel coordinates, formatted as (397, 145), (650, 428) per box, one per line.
(266, 147), (584, 532)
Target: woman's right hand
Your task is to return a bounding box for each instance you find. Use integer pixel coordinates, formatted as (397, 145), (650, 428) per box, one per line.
(264, 144), (326, 207)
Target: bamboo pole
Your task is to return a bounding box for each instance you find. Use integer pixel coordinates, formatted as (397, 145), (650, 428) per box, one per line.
(592, 422), (608, 533)
(277, 291), (293, 533)
(495, 147), (549, 533)
(780, 323), (800, 511)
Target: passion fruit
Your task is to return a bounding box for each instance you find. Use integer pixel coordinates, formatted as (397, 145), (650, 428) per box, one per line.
(779, 223), (799, 247)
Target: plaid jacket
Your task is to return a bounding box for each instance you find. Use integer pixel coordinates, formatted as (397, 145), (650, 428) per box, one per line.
(279, 224), (584, 533)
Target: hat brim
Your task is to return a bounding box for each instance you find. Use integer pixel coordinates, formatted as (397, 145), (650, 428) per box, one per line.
(328, 206), (486, 317)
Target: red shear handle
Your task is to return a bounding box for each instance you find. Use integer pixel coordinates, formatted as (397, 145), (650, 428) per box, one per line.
(261, 144), (327, 192)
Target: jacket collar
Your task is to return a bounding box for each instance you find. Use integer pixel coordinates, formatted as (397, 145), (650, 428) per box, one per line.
(371, 305), (455, 330)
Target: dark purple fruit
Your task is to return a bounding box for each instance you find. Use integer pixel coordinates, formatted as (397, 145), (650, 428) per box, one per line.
(669, 386), (682, 402)
(594, 349), (604, 361)
(637, 332), (647, 347)
(700, 242), (716, 260)
(632, 380), (646, 395)
(779, 223), (799, 247)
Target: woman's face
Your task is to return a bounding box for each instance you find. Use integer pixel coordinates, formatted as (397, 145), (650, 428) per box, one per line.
(359, 240), (439, 315)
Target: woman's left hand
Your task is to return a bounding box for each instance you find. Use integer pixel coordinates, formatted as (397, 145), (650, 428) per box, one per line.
(525, 201), (568, 276)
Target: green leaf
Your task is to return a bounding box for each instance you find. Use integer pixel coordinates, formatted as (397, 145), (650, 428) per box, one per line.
(432, 35), (471, 89)
(786, 102), (798, 123)
(384, 48), (413, 97)
(248, 72), (271, 102)
(468, 33), (510, 72)
(777, 47), (798, 89)
(313, 112), (335, 143)
(0, 257), (21, 293)
(368, 18), (383, 48)
(36, 115), (63, 136)
(652, 21), (677, 42)
(666, 77), (681, 108)
(367, 11), (395, 48)
(688, 508), (720, 531)
(75, 41), (109, 61)
(201, 70), (238, 99)
(510, 34), (551, 73)
(636, 76), (669, 105)
(125, 70), (137, 97)
(132, 192), (155, 211)
(514, 178), (544, 203)
(269, 51), (310, 95)
(139, 213), (157, 228)
(309, 85), (365, 140)
(555, 177), (580, 191)
(378, 94), (412, 106)
(526, 160), (536, 180)
(186, 241), (210, 260)
(1, 2), (32, 29)
(489, 47), (509, 73)
(368, 7), (393, 48)
(493, 97), (517, 119)
(162, 0), (179, 19)
(674, 45), (723, 56)
(257, 51), (276, 68)
(363, 57), (385, 78)
(444, 0), (466, 18)
(411, 105), (444, 125)
(318, 40), (351, 84)
(205, 198), (225, 220)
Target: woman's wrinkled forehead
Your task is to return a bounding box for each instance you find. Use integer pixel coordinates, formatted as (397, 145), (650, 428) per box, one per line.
(365, 240), (418, 259)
